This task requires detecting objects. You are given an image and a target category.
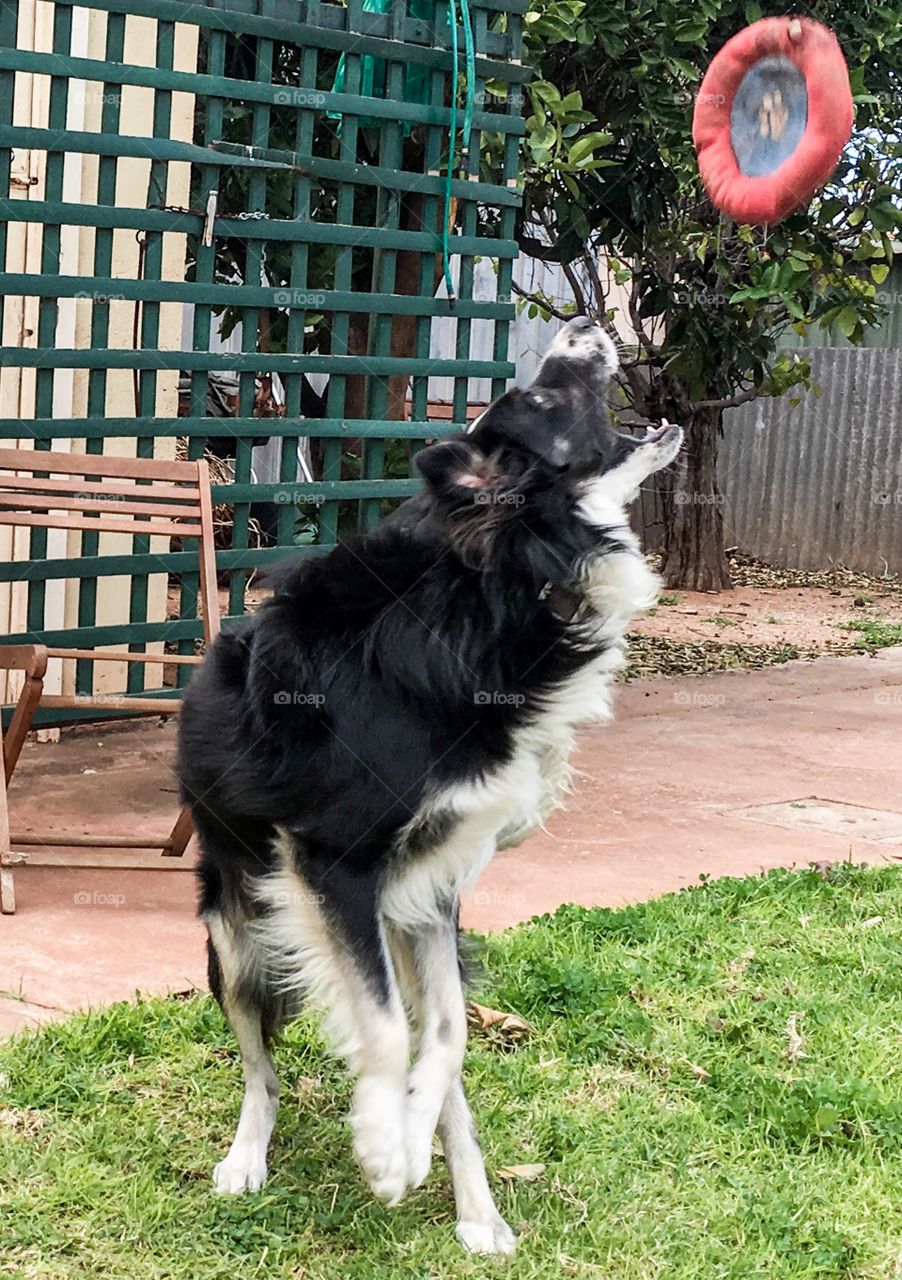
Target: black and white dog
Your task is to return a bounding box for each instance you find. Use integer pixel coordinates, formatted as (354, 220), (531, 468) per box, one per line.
(178, 318), (682, 1254)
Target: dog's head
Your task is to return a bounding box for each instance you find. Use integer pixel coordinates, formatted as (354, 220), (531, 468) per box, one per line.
(415, 318), (683, 575)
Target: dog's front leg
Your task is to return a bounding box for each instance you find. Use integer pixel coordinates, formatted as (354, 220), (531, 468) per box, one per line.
(258, 849), (411, 1206)
(395, 912), (468, 1191)
(347, 991), (411, 1207)
(325, 915), (410, 1207)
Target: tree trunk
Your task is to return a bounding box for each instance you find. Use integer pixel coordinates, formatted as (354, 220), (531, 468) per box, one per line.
(660, 404), (733, 591)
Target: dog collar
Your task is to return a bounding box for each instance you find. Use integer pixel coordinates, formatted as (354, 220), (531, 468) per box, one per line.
(539, 581), (592, 624)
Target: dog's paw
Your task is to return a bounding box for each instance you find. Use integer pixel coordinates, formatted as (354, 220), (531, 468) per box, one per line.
(352, 1108), (408, 1205)
(456, 1215), (518, 1256)
(352, 1077), (409, 1205)
(212, 1146), (267, 1194)
(353, 1132), (409, 1206)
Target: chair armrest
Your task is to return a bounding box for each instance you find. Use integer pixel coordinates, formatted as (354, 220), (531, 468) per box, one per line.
(0, 644), (48, 679)
(44, 647), (203, 667)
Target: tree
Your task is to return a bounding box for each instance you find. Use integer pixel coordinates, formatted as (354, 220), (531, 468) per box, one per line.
(506, 0), (902, 589)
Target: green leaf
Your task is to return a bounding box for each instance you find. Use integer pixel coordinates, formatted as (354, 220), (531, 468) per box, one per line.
(835, 307), (859, 339)
(529, 122), (557, 151)
(674, 21), (708, 42)
(567, 131), (613, 165)
(814, 1104), (840, 1134)
(530, 80), (562, 107)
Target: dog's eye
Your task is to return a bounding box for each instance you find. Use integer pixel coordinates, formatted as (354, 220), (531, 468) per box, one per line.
(548, 438), (571, 465)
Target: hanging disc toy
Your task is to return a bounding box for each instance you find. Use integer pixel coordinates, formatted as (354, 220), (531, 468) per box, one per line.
(693, 15), (854, 225)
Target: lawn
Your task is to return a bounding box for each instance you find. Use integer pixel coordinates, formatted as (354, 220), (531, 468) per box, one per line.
(2, 863), (901, 1279)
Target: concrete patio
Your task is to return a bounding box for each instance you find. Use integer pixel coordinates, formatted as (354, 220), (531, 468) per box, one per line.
(3, 646), (901, 1038)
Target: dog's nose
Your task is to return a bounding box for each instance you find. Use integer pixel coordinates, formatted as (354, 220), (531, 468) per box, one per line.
(565, 315), (594, 333)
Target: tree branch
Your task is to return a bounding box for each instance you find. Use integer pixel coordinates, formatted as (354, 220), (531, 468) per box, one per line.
(627, 275), (661, 358)
(691, 386), (760, 412)
(511, 280), (574, 322)
(558, 255), (590, 317)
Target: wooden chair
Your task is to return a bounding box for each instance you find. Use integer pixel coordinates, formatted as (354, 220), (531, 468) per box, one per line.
(0, 448), (220, 906)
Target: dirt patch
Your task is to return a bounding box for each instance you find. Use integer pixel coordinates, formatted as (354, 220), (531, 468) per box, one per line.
(626, 555), (902, 679)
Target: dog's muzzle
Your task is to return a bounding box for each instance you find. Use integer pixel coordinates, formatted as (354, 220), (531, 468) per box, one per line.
(542, 316), (619, 379)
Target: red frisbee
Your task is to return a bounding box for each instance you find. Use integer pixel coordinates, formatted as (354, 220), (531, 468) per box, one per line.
(693, 15), (854, 225)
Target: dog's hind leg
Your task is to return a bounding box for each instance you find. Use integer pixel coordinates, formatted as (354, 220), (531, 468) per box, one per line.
(439, 1077), (516, 1255)
(206, 913), (280, 1194)
(387, 909), (516, 1255)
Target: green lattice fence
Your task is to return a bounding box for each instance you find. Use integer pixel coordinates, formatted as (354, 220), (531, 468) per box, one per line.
(0, 0), (525, 725)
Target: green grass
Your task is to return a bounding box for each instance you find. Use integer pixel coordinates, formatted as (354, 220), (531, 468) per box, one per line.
(2, 864), (902, 1279)
(839, 619), (902, 652)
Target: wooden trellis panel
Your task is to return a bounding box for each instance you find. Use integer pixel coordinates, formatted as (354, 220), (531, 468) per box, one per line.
(0, 0), (525, 725)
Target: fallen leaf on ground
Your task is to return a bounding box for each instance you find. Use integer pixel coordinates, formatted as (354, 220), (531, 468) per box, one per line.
(785, 1011), (806, 1062)
(467, 1001), (533, 1043)
(497, 1163), (545, 1181)
(0, 1107), (47, 1137)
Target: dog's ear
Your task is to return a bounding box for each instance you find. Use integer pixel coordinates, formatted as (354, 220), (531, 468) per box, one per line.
(415, 438), (523, 568)
(415, 439), (505, 496)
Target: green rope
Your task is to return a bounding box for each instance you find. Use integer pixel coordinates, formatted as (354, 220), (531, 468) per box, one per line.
(442, 0), (476, 304)
(460, 0), (476, 142)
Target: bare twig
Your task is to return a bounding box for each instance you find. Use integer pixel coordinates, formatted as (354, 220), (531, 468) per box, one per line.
(691, 386), (760, 412)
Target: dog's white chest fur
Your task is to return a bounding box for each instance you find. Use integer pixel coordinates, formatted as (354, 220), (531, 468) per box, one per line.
(382, 539), (659, 930)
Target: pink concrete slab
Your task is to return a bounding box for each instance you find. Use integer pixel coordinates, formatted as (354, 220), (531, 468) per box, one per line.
(0, 996), (65, 1039)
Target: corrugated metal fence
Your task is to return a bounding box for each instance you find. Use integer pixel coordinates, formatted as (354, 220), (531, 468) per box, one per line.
(719, 347), (902, 574)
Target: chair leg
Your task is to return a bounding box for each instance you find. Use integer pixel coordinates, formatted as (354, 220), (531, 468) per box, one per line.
(165, 805), (194, 858)
(0, 719), (14, 912)
(4, 672), (44, 784)
(0, 864), (15, 914)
